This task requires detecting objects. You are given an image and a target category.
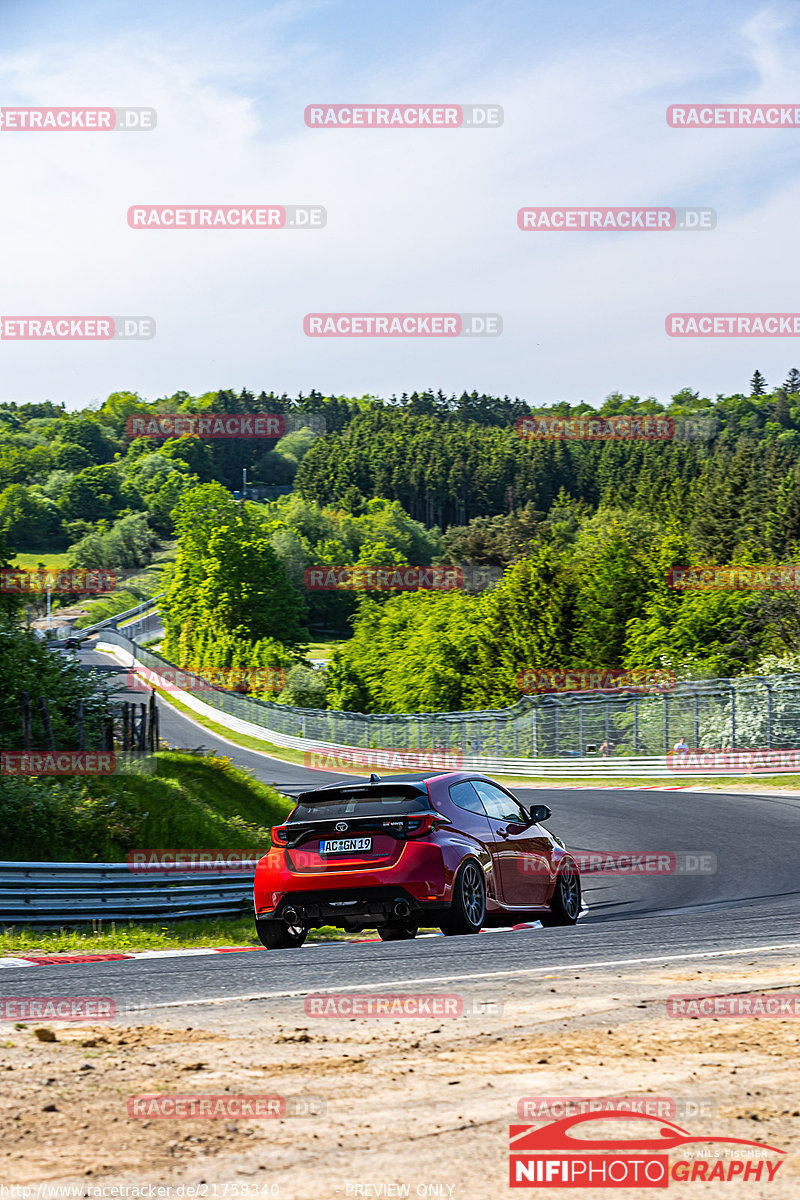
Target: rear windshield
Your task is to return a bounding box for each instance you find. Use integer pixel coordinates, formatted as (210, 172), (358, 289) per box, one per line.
(290, 791), (431, 822)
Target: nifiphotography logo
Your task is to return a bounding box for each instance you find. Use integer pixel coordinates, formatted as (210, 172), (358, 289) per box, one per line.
(509, 1110), (785, 1187)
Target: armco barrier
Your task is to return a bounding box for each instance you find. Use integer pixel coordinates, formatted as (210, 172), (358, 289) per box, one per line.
(96, 632), (800, 778)
(0, 861), (255, 925)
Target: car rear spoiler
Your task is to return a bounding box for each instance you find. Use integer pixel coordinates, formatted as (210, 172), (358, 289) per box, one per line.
(296, 780), (430, 806)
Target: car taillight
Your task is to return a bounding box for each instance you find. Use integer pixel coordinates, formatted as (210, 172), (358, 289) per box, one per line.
(271, 824), (289, 845)
(406, 813), (450, 837)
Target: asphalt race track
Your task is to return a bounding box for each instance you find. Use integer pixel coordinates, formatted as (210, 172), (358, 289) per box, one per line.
(9, 642), (797, 1013)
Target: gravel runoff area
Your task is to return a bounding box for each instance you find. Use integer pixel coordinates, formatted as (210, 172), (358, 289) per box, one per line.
(2, 946), (798, 1196)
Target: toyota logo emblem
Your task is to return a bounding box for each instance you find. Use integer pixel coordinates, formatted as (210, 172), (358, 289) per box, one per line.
(335, 821), (348, 832)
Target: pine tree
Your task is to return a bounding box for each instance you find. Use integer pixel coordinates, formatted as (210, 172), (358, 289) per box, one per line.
(783, 368), (800, 396)
(750, 370), (767, 396)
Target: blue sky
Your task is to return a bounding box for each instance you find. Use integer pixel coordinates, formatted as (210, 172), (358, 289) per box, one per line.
(1, 0), (800, 408)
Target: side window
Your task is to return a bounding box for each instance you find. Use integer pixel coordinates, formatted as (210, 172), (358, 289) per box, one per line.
(473, 781), (527, 823)
(449, 780), (487, 816)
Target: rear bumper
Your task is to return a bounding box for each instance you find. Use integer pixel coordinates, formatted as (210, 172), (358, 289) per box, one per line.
(259, 886), (448, 928)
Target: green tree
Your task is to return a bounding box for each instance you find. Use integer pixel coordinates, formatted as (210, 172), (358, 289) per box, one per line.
(783, 368), (800, 396)
(467, 547), (577, 707)
(58, 465), (135, 523)
(98, 391), (149, 434)
(0, 485), (64, 548)
(162, 483), (307, 669)
(57, 417), (116, 463)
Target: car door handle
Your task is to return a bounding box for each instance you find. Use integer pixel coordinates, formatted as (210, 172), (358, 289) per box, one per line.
(495, 826), (508, 837)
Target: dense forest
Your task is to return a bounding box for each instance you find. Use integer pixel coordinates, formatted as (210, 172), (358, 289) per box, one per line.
(4, 372), (800, 713)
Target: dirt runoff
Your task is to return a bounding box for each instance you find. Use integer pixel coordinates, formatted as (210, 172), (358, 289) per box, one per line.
(2, 949), (799, 1198)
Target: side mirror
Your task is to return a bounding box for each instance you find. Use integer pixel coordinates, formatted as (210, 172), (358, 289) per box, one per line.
(528, 804), (551, 824)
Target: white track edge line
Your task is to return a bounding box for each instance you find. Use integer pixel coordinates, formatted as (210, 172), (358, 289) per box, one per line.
(120, 940), (800, 1011)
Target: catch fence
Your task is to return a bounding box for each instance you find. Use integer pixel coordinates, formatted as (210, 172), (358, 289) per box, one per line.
(102, 621), (800, 759)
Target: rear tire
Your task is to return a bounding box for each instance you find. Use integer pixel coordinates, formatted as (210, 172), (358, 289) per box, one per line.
(378, 923), (418, 941)
(540, 862), (581, 926)
(256, 920), (309, 949)
(440, 860), (486, 936)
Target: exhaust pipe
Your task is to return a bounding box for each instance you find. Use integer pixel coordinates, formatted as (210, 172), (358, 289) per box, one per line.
(284, 906), (301, 925)
(392, 898), (411, 920)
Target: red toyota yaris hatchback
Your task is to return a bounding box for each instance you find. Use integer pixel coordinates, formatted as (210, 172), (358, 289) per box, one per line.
(253, 771), (581, 949)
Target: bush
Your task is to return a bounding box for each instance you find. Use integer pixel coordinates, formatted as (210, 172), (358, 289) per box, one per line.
(277, 664), (328, 708)
(68, 512), (159, 571)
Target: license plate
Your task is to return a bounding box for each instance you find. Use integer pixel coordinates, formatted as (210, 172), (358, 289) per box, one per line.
(319, 837), (372, 854)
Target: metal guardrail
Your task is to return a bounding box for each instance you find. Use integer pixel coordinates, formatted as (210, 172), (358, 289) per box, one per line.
(0, 861), (256, 925)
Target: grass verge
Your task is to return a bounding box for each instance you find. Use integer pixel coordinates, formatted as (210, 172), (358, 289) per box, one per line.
(0, 918), (422, 955)
(10, 551), (72, 572)
(305, 637), (343, 662)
